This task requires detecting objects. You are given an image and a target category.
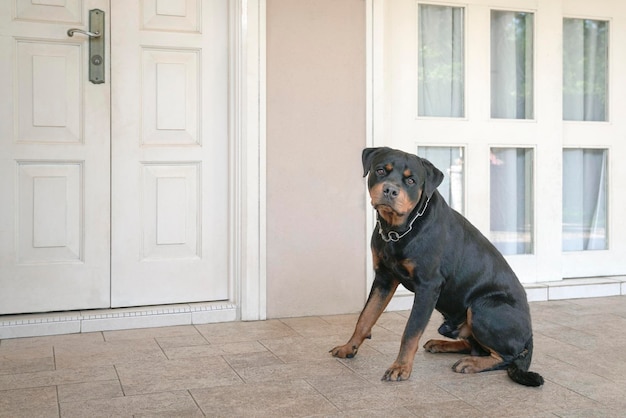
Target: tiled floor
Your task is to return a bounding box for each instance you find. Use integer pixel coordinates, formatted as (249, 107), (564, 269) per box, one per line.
(1, 296), (626, 417)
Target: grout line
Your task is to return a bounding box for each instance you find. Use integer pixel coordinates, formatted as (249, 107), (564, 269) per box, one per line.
(302, 378), (342, 414)
(257, 339), (285, 364)
(276, 318), (303, 338)
(113, 365), (126, 397)
(55, 385), (61, 418)
(192, 324), (212, 345)
(154, 337), (170, 360)
(187, 389), (207, 417)
(220, 353), (248, 384)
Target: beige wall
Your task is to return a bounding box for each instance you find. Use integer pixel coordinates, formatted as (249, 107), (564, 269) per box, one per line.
(266, 0), (367, 318)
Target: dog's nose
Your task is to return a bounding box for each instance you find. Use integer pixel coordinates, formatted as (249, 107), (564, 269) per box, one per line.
(383, 184), (399, 199)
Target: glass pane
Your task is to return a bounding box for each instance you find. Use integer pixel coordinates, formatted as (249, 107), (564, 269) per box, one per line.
(418, 4), (464, 117)
(562, 149), (608, 251)
(491, 11), (534, 119)
(563, 19), (609, 121)
(490, 148), (534, 255)
(417, 146), (464, 214)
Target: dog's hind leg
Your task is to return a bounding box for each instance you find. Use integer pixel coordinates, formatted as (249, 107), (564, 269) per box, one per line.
(423, 339), (471, 353)
(424, 308), (474, 354)
(452, 352), (505, 373)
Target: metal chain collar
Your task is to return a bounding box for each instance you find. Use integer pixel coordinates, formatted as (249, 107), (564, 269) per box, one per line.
(376, 195), (431, 243)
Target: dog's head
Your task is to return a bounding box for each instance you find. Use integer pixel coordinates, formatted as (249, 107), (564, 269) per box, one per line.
(362, 147), (443, 226)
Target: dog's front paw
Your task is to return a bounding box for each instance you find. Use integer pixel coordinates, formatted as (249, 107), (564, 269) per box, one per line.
(330, 343), (358, 359)
(381, 361), (412, 381)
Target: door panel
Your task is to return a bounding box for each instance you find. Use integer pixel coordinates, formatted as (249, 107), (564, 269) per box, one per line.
(110, 0), (229, 307)
(0, 0), (111, 314)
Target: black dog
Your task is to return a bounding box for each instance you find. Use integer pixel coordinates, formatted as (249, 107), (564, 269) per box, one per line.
(330, 147), (543, 387)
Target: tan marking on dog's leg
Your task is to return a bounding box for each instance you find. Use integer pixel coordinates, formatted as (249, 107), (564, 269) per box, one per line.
(330, 281), (399, 359)
(458, 308), (473, 339)
(383, 331), (423, 381)
(372, 248), (381, 271)
(452, 352), (504, 374)
(400, 259), (415, 277)
(451, 308), (509, 373)
(423, 339), (471, 353)
(424, 308), (473, 353)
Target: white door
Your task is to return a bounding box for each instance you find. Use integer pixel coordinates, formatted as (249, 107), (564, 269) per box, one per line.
(110, 1), (230, 306)
(371, 0), (626, 285)
(0, 0), (111, 314)
(0, 0), (230, 314)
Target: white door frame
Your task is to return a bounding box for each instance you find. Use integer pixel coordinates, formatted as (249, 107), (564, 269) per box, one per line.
(235, 0), (267, 321)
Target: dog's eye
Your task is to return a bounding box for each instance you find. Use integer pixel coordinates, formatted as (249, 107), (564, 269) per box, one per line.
(406, 178), (416, 185)
(375, 168), (386, 176)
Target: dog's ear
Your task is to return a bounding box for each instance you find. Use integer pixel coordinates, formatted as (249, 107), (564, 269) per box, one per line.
(362, 147), (387, 177)
(420, 157), (444, 197)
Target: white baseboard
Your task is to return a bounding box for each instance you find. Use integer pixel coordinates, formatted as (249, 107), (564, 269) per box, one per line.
(0, 302), (237, 339)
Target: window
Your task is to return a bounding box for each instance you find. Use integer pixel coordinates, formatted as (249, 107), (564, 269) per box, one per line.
(563, 18), (609, 121)
(491, 10), (534, 119)
(418, 4), (464, 117)
(562, 149), (608, 251)
(490, 148), (533, 255)
(417, 146), (464, 214)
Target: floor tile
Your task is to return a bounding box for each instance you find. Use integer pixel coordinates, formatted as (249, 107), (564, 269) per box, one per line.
(57, 379), (124, 402)
(402, 399), (483, 418)
(103, 325), (200, 342)
(53, 338), (166, 369)
(163, 340), (268, 360)
(0, 386), (58, 418)
(223, 350), (283, 370)
(235, 358), (352, 383)
(309, 375), (459, 412)
(436, 373), (600, 416)
(60, 390), (202, 417)
(195, 319), (299, 344)
(190, 379), (339, 417)
(0, 345), (54, 375)
(309, 406), (417, 418)
(552, 407), (625, 418)
(278, 316), (352, 338)
(155, 333), (209, 349)
(0, 366), (117, 392)
(115, 356), (243, 395)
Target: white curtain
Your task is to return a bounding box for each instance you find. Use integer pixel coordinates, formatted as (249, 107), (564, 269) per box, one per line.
(418, 4), (464, 117)
(491, 11), (534, 119)
(490, 149), (533, 255)
(562, 149), (607, 251)
(418, 147), (464, 213)
(563, 19), (608, 121)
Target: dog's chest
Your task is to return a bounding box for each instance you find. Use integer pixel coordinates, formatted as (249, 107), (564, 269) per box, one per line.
(379, 246), (418, 289)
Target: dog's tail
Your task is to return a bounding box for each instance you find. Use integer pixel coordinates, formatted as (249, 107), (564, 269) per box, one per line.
(506, 338), (544, 387)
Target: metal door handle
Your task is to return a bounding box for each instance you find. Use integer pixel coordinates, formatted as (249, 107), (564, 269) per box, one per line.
(67, 29), (101, 38)
(67, 9), (105, 84)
